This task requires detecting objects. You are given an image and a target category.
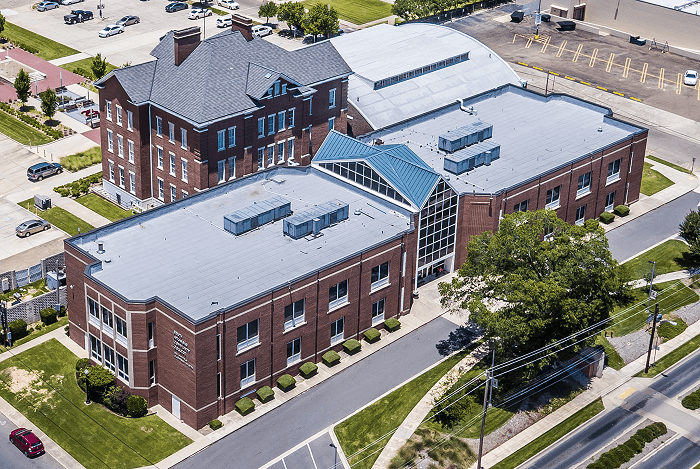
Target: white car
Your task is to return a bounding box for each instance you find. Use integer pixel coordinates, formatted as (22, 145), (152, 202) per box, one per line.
(252, 25), (273, 37)
(188, 7), (212, 19)
(61, 0), (83, 5)
(218, 0), (239, 9)
(216, 17), (232, 28)
(684, 70), (699, 87)
(99, 24), (124, 37)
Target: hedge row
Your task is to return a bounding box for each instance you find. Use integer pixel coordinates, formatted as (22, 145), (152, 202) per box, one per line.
(54, 172), (102, 198)
(586, 422), (667, 469)
(682, 388), (700, 410)
(1, 38), (40, 55)
(0, 102), (62, 140)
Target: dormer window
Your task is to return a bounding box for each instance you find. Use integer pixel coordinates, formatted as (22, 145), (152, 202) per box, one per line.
(274, 81), (280, 96)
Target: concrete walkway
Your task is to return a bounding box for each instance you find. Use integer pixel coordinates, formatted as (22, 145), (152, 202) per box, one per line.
(48, 52), (92, 66)
(629, 269), (693, 289)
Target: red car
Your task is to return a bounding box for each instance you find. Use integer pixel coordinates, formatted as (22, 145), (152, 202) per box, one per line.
(9, 428), (44, 457)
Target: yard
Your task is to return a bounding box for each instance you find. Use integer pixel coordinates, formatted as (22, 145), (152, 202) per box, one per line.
(646, 155), (694, 175)
(75, 193), (135, 222)
(61, 57), (118, 80)
(1, 22), (79, 61)
(0, 339), (192, 468)
(640, 162), (674, 196)
(0, 109), (53, 145)
(622, 240), (693, 280)
(60, 147), (102, 172)
(18, 198), (95, 236)
(636, 331), (700, 378)
(302, 0), (393, 25)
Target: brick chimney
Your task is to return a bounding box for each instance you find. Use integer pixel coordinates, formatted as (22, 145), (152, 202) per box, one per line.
(173, 26), (201, 66)
(231, 14), (253, 41)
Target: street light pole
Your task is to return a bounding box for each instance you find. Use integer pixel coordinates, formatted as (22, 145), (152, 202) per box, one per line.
(84, 368), (91, 404)
(535, 0), (542, 39)
(329, 443), (338, 469)
(645, 303), (659, 374)
(476, 341), (495, 469)
(647, 261), (656, 313)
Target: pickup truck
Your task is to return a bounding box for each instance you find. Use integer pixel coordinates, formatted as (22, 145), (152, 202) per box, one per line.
(64, 9), (93, 24)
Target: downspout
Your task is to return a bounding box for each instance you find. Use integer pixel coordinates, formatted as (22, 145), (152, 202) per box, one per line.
(148, 104), (154, 202)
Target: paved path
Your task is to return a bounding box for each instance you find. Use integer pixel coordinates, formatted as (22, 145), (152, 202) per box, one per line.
(48, 52), (92, 66)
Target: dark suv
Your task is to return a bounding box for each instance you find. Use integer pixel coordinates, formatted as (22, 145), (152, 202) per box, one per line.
(27, 162), (62, 181)
(64, 9), (93, 23)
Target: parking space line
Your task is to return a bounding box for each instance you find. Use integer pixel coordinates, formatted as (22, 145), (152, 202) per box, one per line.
(589, 48), (598, 67)
(596, 85), (607, 91)
(513, 33), (518, 44)
(556, 40), (567, 57)
(533, 66), (543, 71)
(526, 37), (533, 48)
(658, 68), (665, 89)
(518, 61), (528, 66)
(613, 91), (624, 96)
(697, 83), (700, 101)
(573, 44), (583, 62)
(623, 58), (631, 78)
(282, 459), (288, 469)
(580, 81), (591, 86)
(630, 96), (641, 102)
(308, 444), (319, 469)
(640, 63), (648, 83)
(676, 73), (682, 94)
(549, 71), (559, 76)
(541, 36), (551, 53)
(605, 53), (615, 72)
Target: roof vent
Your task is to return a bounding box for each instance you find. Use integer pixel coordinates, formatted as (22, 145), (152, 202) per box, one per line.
(104, 258), (111, 263)
(438, 121), (492, 153)
(597, 126), (603, 132)
(354, 209), (361, 216)
(265, 73), (272, 79)
(97, 241), (105, 254)
(283, 200), (349, 239)
(224, 196), (291, 236)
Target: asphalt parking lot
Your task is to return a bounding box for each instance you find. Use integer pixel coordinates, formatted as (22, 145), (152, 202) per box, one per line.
(265, 431), (342, 469)
(0, 411), (64, 469)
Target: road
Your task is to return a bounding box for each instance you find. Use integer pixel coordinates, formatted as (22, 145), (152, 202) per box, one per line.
(173, 316), (459, 469)
(0, 411), (64, 469)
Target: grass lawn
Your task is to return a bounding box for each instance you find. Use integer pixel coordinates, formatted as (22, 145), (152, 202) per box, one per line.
(1, 22), (79, 61)
(646, 155), (694, 175)
(0, 109), (53, 145)
(76, 193), (134, 222)
(303, 0), (393, 25)
(622, 240), (693, 279)
(636, 331), (700, 378)
(60, 147), (102, 172)
(0, 278), (50, 302)
(0, 317), (68, 353)
(0, 339), (191, 468)
(640, 162), (674, 196)
(608, 281), (699, 337)
(658, 317), (688, 340)
(61, 57), (118, 80)
(595, 335), (625, 370)
(490, 398), (605, 469)
(18, 199), (95, 236)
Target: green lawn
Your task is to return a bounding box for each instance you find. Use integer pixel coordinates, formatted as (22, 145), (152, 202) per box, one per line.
(61, 57), (118, 80)
(608, 281), (699, 337)
(303, 0), (393, 25)
(0, 317), (68, 353)
(623, 240), (694, 279)
(76, 193), (134, 222)
(646, 155), (694, 175)
(658, 317), (688, 340)
(636, 331), (700, 378)
(595, 335), (625, 370)
(1, 22), (79, 61)
(490, 398), (605, 469)
(18, 199), (95, 236)
(0, 339), (191, 468)
(0, 109), (53, 145)
(641, 162), (674, 196)
(0, 278), (50, 302)
(60, 147), (102, 172)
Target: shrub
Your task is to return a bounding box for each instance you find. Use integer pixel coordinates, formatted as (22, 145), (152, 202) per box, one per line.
(104, 385), (129, 415)
(256, 386), (275, 403)
(322, 350), (340, 367)
(60, 147), (102, 172)
(8, 319), (27, 341)
(384, 317), (401, 332)
(599, 212), (615, 224)
(299, 362), (318, 379)
(54, 172), (102, 198)
(36, 323), (43, 331)
(363, 328), (380, 343)
(57, 305), (67, 317)
(343, 339), (362, 355)
(127, 395), (148, 417)
(277, 374), (296, 392)
(76, 358), (90, 372)
(40, 307), (58, 325)
(86, 366), (115, 393)
(209, 419), (223, 430)
(586, 421), (667, 469)
(682, 392), (700, 410)
(614, 205), (630, 217)
(65, 324), (70, 335)
(235, 397), (255, 416)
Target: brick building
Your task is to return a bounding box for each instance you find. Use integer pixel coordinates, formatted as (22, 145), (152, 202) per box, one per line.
(95, 17), (351, 210)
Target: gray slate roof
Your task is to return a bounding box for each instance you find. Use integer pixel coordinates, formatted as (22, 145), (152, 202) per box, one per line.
(98, 30), (351, 124)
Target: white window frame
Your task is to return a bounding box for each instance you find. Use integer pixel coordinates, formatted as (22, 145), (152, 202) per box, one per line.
(607, 158), (621, 184)
(329, 279), (349, 310)
(107, 129), (113, 152)
(370, 262), (389, 290)
(217, 129), (225, 151)
(278, 110), (286, 132)
(576, 172), (592, 198)
(286, 337), (301, 366)
(240, 359), (255, 388)
(181, 128), (187, 149)
(575, 205), (586, 225)
(118, 166), (125, 188)
(149, 360), (156, 385)
(228, 126), (236, 148)
(168, 122), (175, 143)
(105, 101), (112, 121)
(170, 184), (177, 202)
(218, 160), (225, 183)
(103, 344), (116, 372)
(329, 88), (336, 109)
(115, 316), (128, 346)
(257, 147), (265, 170)
(228, 157), (235, 180)
(117, 135), (124, 158)
(147, 322), (154, 349)
(108, 161), (115, 182)
(157, 178), (164, 201)
(156, 116), (162, 137)
(237, 319), (259, 352)
(372, 298), (385, 326)
(268, 114), (275, 135)
(258, 117), (265, 138)
(182, 189), (188, 198)
(157, 146), (163, 169)
(169, 152), (176, 176)
(129, 171), (136, 194)
(282, 83), (287, 95)
(605, 191), (615, 212)
(101, 306), (113, 336)
(116, 105), (122, 126)
(88, 297), (99, 326)
(267, 144), (274, 166)
(288, 137), (295, 161)
(329, 117), (335, 131)
(128, 140), (134, 163)
(284, 299), (305, 331)
(288, 108), (295, 128)
(181, 158), (188, 183)
(90, 335), (101, 361)
(117, 353), (129, 382)
(127, 110), (133, 131)
(277, 141), (285, 164)
(330, 317), (344, 345)
(545, 185), (561, 209)
(216, 334), (221, 361)
(308, 96), (313, 116)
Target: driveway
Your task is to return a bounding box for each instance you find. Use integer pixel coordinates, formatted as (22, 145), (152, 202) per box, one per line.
(0, 411), (64, 469)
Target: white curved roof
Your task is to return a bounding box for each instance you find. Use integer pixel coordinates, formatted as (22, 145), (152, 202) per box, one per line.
(330, 23), (524, 130)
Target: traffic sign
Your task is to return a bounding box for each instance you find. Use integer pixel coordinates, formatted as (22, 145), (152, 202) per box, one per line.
(650, 289), (657, 299)
(535, 13), (542, 25)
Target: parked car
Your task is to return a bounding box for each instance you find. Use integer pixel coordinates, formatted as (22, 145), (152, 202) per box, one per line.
(218, 0), (239, 9)
(16, 220), (51, 238)
(252, 25), (272, 37)
(27, 162), (62, 181)
(99, 24), (124, 37)
(9, 428), (45, 457)
(60, 0), (83, 5)
(188, 7), (212, 19)
(684, 70), (699, 86)
(37, 1), (60, 11)
(116, 15), (140, 26)
(216, 16), (232, 27)
(165, 2), (188, 13)
(64, 9), (93, 23)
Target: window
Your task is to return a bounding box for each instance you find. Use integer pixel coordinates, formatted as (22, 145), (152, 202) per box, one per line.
(241, 359), (255, 388)
(237, 319), (259, 352)
(149, 360), (156, 385)
(107, 129), (113, 152)
(128, 140), (134, 163)
(103, 345), (115, 372)
(156, 116), (162, 137)
(218, 160), (225, 183)
(268, 114), (275, 135)
(329, 88), (336, 109)
(228, 157), (235, 179)
(116, 105), (122, 125)
(116, 317), (128, 341)
(513, 200), (528, 213)
(148, 322), (154, 348)
(330, 317), (344, 344)
(545, 186), (561, 208)
(544, 224), (554, 240)
(217, 130), (225, 151)
(117, 135), (124, 158)
(288, 138), (295, 160)
(277, 141), (284, 163)
(105, 101), (112, 121)
(371, 262), (389, 290)
(605, 191), (615, 212)
(257, 148), (265, 170)
(328, 117), (335, 131)
(158, 178), (164, 200)
(329, 280), (348, 310)
(90, 335), (101, 360)
(118, 167), (124, 187)
(169, 153), (176, 176)
(274, 81), (280, 96)
(157, 147), (163, 169)
(284, 299), (305, 330)
(88, 298), (99, 322)
(607, 158), (621, 183)
(181, 128), (187, 149)
(101, 306), (113, 329)
(182, 190), (188, 198)
(267, 145), (274, 166)
(216, 334), (221, 361)
(228, 126), (236, 147)
(308, 96), (313, 115)
(181, 159), (188, 183)
(372, 298), (385, 326)
(168, 122), (175, 143)
(278, 111), (286, 132)
(282, 83), (287, 95)
(577, 172), (592, 197)
(575, 205), (586, 225)
(286, 337), (301, 366)
(217, 372), (222, 397)
(108, 162), (114, 182)
(288, 108), (295, 128)
(170, 184), (176, 202)
(129, 171), (135, 194)
(117, 353), (129, 381)
(127, 110), (133, 131)
(258, 117), (265, 138)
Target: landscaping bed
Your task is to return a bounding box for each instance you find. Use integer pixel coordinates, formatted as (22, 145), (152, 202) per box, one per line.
(60, 147), (102, 172)
(1, 24), (79, 60)
(61, 57), (118, 81)
(76, 193), (135, 222)
(0, 102), (71, 140)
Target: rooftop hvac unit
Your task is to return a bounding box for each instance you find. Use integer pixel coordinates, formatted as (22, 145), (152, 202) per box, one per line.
(283, 200), (349, 239)
(443, 141), (501, 175)
(224, 196), (291, 236)
(34, 195), (51, 211)
(438, 121), (493, 153)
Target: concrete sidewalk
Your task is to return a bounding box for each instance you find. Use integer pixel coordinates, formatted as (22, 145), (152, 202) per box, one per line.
(629, 269), (692, 289)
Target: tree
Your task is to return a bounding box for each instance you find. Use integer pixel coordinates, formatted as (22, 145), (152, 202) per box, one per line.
(679, 210), (700, 257)
(304, 3), (338, 41)
(40, 88), (58, 120)
(86, 365), (114, 390)
(0, 13), (5, 36)
(439, 209), (632, 387)
(90, 53), (108, 81)
(14, 68), (31, 106)
(278, 1), (305, 36)
(258, 1), (278, 23)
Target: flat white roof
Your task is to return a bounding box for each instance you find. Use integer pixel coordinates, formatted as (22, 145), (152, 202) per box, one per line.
(638, 0), (700, 13)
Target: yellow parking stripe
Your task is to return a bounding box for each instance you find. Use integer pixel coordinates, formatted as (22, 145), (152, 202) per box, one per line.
(613, 91), (624, 96)
(640, 63), (648, 83)
(556, 40), (567, 58)
(518, 62), (528, 66)
(630, 97), (641, 102)
(549, 71), (559, 76)
(589, 48), (598, 67)
(677, 73), (682, 95)
(565, 76), (575, 80)
(658, 68), (665, 89)
(605, 53), (615, 72)
(596, 86), (607, 91)
(573, 44), (583, 62)
(533, 66), (543, 71)
(623, 58), (631, 78)
(580, 81), (591, 86)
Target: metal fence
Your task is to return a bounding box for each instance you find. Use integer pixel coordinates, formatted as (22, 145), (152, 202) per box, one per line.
(403, 0), (515, 25)
(0, 252), (64, 292)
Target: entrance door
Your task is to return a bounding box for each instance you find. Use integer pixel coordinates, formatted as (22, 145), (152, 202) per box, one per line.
(172, 395), (181, 420)
(116, 193), (122, 206)
(573, 4), (585, 20)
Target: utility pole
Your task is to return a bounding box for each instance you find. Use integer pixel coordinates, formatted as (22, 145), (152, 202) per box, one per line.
(0, 300), (7, 348)
(476, 341), (495, 469)
(647, 261), (656, 313)
(645, 303), (659, 373)
(535, 0), (542, 39)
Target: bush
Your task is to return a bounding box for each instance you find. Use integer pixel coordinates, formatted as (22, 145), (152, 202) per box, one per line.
(682, 392), (700, 410)
(384, 317), (401, 332)
(40, 307), (58, 325)
(343, 339), (362, 355)
(363, 328), (381, 343)
(209, 419), (223, 430)
(614, 205), (630, 217)
(586, 421), (667, 469)
(599, 212), (615, 224)
(57, 305), (67, 317)
(76, 358), (90, 372)
(299, 362), (318, 379)
(35, 323), (43, 331)
(60, 147), (102, 172)
(322, 350), (340, 367)
(277, 374), (296, 392)
(256, 386), (275, 403)
(235, 397), (255, 416)
(8, 319), (28, 341)
(86, 366), (115, 393)
(65, 324), (70, 335)
(127, 395), (148, 417)
(104, 385), (129, 415)
(54, 172), (102, 198)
